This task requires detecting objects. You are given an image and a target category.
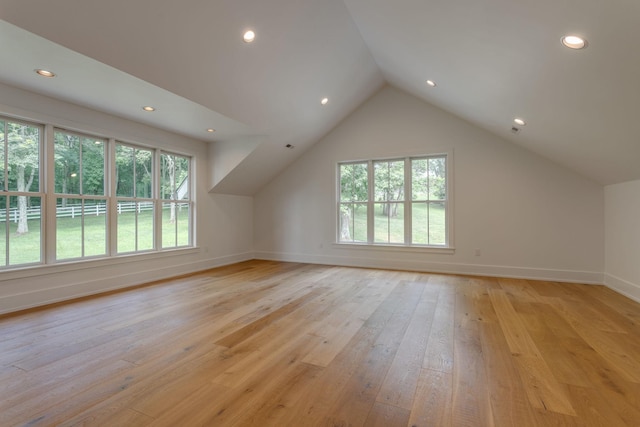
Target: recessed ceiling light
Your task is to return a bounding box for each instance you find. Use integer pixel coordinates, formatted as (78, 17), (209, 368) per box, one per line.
(207, 128), (216, 133)
(243, 30), (256, 43)
(35, 69), (56, 78)
(142, 106), (156, 112)
(562, 35), (587, 49)
(426, 80), (436, 87)
(513, 118), (526, 126)
(321, 97), (329, 105)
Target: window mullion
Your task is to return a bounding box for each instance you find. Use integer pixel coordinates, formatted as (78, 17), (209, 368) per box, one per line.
(44, 124), (56, 264)
(404, 157), (411, 245)
(367, 160), (374, 244)
(154, 149), (161, 250)
(108, 138), (118, 256)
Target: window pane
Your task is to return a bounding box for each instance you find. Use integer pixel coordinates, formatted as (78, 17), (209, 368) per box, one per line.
(0, 196), (6, 266)
(8, 122), (40, 193)
(56, 198), (82, 260)
(137, 202), (154, 251)
(136, 149), (153, 198)
(117, 200), (136, 253)
(429, 202), (446, 245)
(162, 202), (176, 248)
(161, 153), (189, 200)
(374, 160), (404, 202)
(175, 157), (189, 200)
(82, 137), (106, 196)
(339, 203), (354, 242)
(340, 203), (367, 243)
(116, 145), (134, 197)
(340, 163), (368, 203)
(412, 158), (428, 200)
(84, 199), (107, 257)
(176, 203), (190, 246)
(0, 121), (5, 190)
(55, 132), (80, 194)
(9, 196), (41, 265)
(375, 202), (404, 244)
(340, 164), (354, 202)
(428, 157), (446, 200)
(412, 202), (428, 244)
(374, 203), (390, 243)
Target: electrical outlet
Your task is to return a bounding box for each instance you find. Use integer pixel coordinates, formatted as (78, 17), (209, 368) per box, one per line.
(474, 248), (481, 256)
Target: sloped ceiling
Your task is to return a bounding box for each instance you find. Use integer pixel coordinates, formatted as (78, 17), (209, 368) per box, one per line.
(0, 0), (638, 194)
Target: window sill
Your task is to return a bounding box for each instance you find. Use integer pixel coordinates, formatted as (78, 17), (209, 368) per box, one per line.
(332, 242), (455, 255)
(0, 247), (199, 282)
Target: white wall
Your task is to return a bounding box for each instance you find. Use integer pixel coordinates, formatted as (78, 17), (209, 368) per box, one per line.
(0, 83), (254, 314)
(605, 180), (640, 302)
(254, 86), (604, 283)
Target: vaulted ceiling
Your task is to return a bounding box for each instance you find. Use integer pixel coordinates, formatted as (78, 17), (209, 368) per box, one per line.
(1, 0), (638, 195)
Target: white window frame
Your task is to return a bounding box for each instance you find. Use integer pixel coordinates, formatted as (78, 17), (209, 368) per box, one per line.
(159, 151), (193, 250)
(0, 112), (196, 272)
(336, 152), (454, 253)
(53, 128), (109, 261)
(0, 118), (45, 267)
(114, 141), (157, 255)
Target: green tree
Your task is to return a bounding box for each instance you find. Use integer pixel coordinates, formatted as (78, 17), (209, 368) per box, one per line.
(115, 145), (152, 198)
(374, 160), (404, 217)
(412, 157), (446, 201)
(339, 162), (367, 241)
(161, 154), (189, 223)
(7, 122), (40, 234)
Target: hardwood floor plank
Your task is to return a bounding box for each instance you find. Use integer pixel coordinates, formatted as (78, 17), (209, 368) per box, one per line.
(302, 278), (397, 367)
(408, 368), (454, 426)
(0, 359), (136, 426)
(376, 283), (438, 410)
(62, 408), (155, 427)
(325, 281), (424, 426)
(451, 283), (495, 427)
(0, 261), (639, 426)
(364, 402), (410, 427)
(550, 299), (640, 383)
(478, 321), (540, 426)
(225, 363), (324, 426)
(488, 289), (577, 416)
(422, 277), (455, 373)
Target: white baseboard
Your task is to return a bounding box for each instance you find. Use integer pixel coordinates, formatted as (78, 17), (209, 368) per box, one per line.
(2, 250), (617, 316)
(0, 252), (253, 315)
(253, 251), (604, 285)
(604, 273), (640, 303)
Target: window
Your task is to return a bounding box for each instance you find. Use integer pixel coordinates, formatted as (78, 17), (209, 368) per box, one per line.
(116, 143), (154, 253)
(55, 130), (107, 260)
(0, 119), (43, 267)
(160, 152), (191, 249)
(338, 155), (449, 247)
(338, 162), (368, 243)
(0, 113), (195, 271)
(374, 159), (405, 244)
(411, 157), (447, 245)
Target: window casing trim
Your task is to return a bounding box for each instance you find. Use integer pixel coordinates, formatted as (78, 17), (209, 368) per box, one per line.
(336, 151), (454, 250)
(0, 113), (196, 272)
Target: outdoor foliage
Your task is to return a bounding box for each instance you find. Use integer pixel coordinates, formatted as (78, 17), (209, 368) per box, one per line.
(0, 118), (193, 268)
(0, 120), (41, 236)
(339, 156), (447, 245)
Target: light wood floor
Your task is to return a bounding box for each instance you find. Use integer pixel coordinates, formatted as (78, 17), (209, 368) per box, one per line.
(1, 261), (639, 426)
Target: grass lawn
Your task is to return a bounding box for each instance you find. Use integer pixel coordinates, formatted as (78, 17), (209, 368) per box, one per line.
(345, 202), (445, 245)
(0, 208), (190, 266)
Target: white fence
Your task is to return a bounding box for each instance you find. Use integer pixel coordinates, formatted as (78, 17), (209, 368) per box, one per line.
(0, 201), (158, 222)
